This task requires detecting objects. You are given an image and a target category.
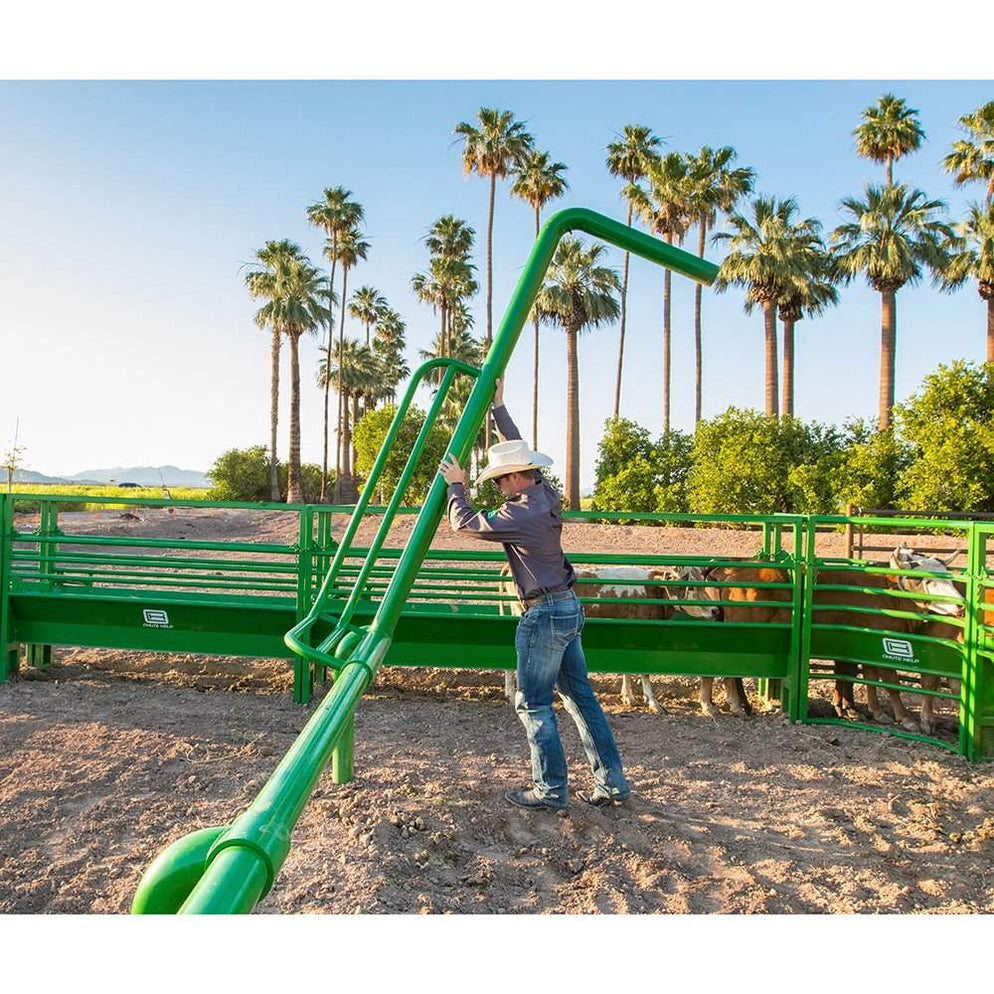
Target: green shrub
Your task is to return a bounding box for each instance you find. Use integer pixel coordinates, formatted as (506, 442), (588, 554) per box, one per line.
(353, 405), (449, 505)
(208, 446), (278, 502)
(894, 360), (994, 512)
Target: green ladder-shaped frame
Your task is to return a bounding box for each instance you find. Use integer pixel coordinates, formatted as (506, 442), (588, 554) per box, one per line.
(131, 207), (718, 914)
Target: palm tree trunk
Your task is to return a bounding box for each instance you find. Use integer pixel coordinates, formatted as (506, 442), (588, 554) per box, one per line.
(613, 201), (634, 420)
(286, 332), (303, 504)
(565, 325), (581, 511)
(532, 206), (541, 450)
(484, 172), (496, 448)
(341, 389), (354, 500)
(334, 266), (349, 501)
(986, 295), (993, 364)
(352, 393), (360, 474)
(662, 233), (673, 434)
(269, 326), (282, 501)
(764, 302), (779, 419)
(320, 234), (338, 503)
(879, 290), (897, 431)
(694, 221), (706, 425)
(782, 318), (795, 418)
(486, 174), (495, 350)
(886, 155), (893, 186)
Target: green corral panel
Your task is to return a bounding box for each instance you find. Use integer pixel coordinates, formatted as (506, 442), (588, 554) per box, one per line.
(810, 625), (965, 679)
(11, 590), (297, 659)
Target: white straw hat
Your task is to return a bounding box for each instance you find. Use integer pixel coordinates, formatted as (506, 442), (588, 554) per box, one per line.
(476, 439), (553, 486)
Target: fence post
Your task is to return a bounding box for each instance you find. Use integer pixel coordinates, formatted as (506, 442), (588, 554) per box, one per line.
(25, 500), (56, 668)
(843, 503), (854, 560)
(964, 525), (993, 761)
(793, 517), (818, 723)
(293, 506), (315, 705)
(0, 495), (17, 681)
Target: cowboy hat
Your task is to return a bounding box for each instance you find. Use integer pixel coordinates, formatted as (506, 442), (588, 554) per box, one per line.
(475, 439), (553, 487)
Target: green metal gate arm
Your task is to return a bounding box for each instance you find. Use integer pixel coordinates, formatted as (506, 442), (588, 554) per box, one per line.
(133, 206), (718, 914)
(370, 207), (717, 643)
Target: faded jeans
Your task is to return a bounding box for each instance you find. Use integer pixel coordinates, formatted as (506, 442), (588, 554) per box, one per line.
(513, 589), (630, 807)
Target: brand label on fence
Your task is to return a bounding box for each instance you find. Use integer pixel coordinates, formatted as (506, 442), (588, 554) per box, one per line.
(142, 609), (173, 629)
(882, 637), (917, 663)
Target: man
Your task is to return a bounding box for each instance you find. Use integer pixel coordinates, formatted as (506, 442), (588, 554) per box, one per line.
(438, 379), (630, 811)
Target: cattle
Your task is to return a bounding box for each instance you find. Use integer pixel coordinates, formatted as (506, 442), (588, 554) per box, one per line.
(496, 564), (721, 715)
(663, 564), (761, 717)
(674, 547), (965, 734)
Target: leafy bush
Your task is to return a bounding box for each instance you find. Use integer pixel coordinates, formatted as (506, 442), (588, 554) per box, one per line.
(894, 360), (994, 512)
(591, 419), (692, 517)
(208, 446), (279, 502)
(835, 419), (912, 511)
(353, 405), (449, 505)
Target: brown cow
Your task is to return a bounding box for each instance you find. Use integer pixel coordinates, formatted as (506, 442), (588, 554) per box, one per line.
(804, 548), (964, 731)
(497, 565), (719, 713)
(665, 564), (764, 717)
(679, 553), (964, 731)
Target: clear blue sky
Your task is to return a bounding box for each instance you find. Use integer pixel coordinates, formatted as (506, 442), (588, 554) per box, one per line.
(2, 80), (992, 491)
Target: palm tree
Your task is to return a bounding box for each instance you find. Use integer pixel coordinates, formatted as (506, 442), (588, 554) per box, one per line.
(348, 286), (387, 346)
(714, 197), (817, 418)
(535, 238), (620, 510)
(319, 339), (376, 496)
(246, 242), (329, 503)
(306, 188), (364, 501)
(832, 184), (954, 431)
(853, 93), (926, 185)
(640, 152), (693, 433)
(413, 217), (477, 381)
(453, 109), (534, 351)
(606, 125), (663, 419)
(329, 226), (370, 502)
(777, 249), (839, 417)
(511, 150), (570, 449)
(245, 240), (332, 502)
(454, 109), (533, 443)
(941, 202), (994, 362)
(373, 308), (409, 403)
(944, 102), (994, 205)
(686, 146), (755, 424)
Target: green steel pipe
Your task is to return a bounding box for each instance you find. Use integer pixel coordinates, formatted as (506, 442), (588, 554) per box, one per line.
(161, 663), (370, 914)
(284, 358), (478, 666)
(131, 825), (228, 914)
(329, 362), (463, 643)
(138, 207), (720, 914)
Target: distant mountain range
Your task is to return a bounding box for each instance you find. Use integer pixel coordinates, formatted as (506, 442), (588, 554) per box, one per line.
(13, 465), (211, 487)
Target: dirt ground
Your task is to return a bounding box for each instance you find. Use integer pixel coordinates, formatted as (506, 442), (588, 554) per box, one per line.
(1, 507), (991, 914)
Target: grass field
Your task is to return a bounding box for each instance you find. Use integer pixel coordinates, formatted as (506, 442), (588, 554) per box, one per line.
(7, 485), (212, 512)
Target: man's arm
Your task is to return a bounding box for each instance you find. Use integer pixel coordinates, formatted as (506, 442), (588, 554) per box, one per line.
(446, 483), (527, 543)
(492, 403), (522, 442)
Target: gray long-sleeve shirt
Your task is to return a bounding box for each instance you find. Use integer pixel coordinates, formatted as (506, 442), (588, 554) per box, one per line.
(446, 403), (575, 601)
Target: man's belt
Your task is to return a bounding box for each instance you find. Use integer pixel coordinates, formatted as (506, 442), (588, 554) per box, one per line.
(520, 587), (574, 611)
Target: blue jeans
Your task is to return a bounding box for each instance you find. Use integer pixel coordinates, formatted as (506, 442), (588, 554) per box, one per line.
(513, 590), (630, 807)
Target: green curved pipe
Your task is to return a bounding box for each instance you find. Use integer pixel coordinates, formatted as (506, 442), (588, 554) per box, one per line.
(130, 825), (227, 914)
(133, 206), (717, 914)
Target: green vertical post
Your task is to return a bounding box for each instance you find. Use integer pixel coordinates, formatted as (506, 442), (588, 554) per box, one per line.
(794, 517), (818, 723)
(293, 507), (315, 705)
(0, 495), (17, 681)
(760, 521), (772, 559)
(24, 501), (56, 668)
(963, 525), (993, 760)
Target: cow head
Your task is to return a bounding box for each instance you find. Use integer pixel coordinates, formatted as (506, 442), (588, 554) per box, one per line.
(655, 565), (721, 620)
(889, 545), (963, 618)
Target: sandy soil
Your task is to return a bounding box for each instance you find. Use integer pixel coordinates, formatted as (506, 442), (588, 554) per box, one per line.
(2, 507), (990, 914)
